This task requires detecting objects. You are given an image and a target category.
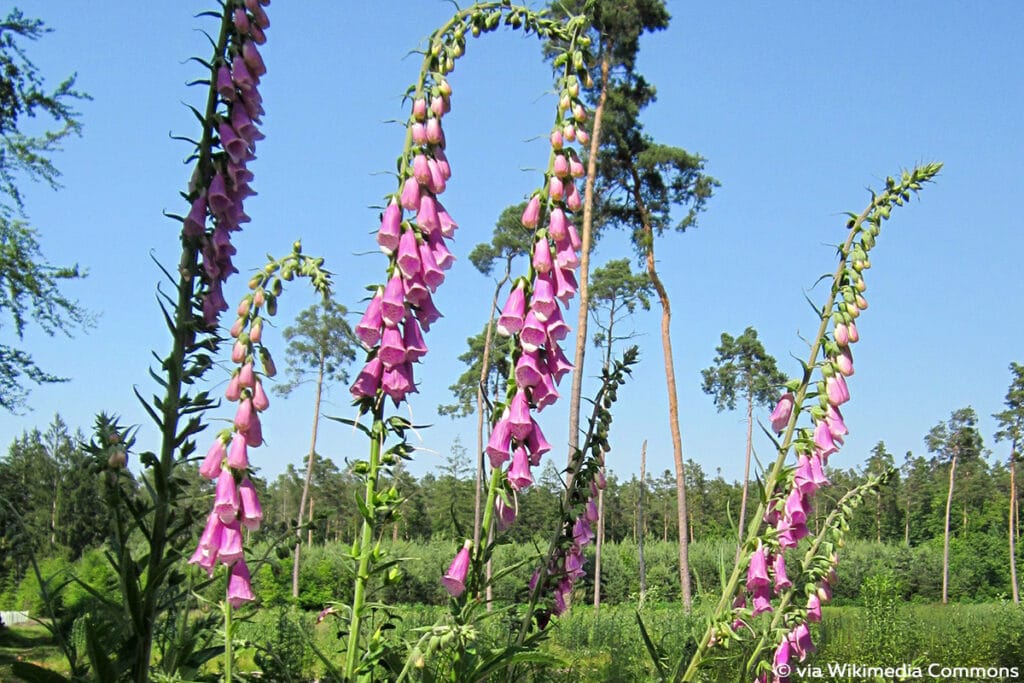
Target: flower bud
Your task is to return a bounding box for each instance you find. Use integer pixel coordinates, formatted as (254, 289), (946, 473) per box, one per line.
(412, 98), (427, 121)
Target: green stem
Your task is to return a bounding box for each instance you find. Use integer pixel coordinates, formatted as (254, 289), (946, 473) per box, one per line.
(224, 596), (234, 683)
(134, 8), (233, 683)
(680, 198), (877, 682)
(345, 410), (384, 679)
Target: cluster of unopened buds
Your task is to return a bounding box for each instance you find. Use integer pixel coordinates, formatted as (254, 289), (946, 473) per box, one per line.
(350, 78), (458, 407)
(189, 282), (277, 607)
(183, 0), (270, 325)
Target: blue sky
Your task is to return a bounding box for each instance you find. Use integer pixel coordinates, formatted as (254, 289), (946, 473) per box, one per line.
(3, 1), (1022, 488)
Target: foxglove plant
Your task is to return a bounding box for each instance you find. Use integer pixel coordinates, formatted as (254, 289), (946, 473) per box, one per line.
(74, 2), (274, 680)
(336, 3), (591, 678)
(675, 163), (943, 682)
(189, 242), (331, 679)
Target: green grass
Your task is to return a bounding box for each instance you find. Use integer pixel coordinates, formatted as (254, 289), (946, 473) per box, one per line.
(0, 623), (70, 681)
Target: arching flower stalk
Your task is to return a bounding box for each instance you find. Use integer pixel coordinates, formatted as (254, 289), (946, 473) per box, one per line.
(677, 163), (943, 682)
(440, 13), (593, 609)
(188, 243), (331, 678)
(338, 3), (590, 677)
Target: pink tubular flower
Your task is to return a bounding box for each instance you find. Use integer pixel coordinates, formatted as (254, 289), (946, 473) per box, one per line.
(497, 282), (526, 336)
(416, 194), (440, 234)
(834, 321), (849, 346)
(784, 488), (807, 526)
(252, 380), (269, 411)
(834, 345), (854, 376)
(789, 623), (816, 662)
(525, 418), (551, 464)
(548, 207), (567, 240)
(507, 446), (533, 491)
(553, 265), (577, 304)
(441, 540), (472, 597)
(402, 315), (428, 362)
(774, 639), (792, 683)
(227, 558), (255, 607)
(238, 477), (263, 531)
(486, 414), (513, 468)
(533, 237), (553, 274)
(227, 431), (249, 470)
(234, 398), (254, 432)
(519, 311), (547, 352)
(400, 177), (420, 211)
(508, 389), (533, 440)
(382, 362), (415, 405)
(573, 517), (594, 546)
(825, 374), (850, 406)
(746, 543), (771, 591)
(793, 454), (817, 495)
(377, 202), (402, 254)
(772, 552), (792, 592)
(751, 583), (773, 616)
(218, 520), (244, 565)
(378, 325), (407, 368)
(214, 468), (240, 523)
(396, 229), (421, 279)
(496, 495), (517, 530)
(824, 404), (847, 442)
(200, 438), (226, 479)
(350, 356), (383, 399)
(530, 272), (557, 321)
(514, 347), (545, 388)
(521, 195), (541, 228)
(417, 241), (445, 291)
(770, 392), (795, 433)
(812, 420), (838, 458)
(381, 274), (406, 327)
(807, 593), (822, 622)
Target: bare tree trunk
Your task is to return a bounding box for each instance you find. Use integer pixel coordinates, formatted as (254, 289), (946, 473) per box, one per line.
(292, 356), (325, 598)
(593, 469), (605, 614)
(637, 199), (692, 609)
(637, 440), (648, 608)
(905, 490), (911, 545)
(736, 388), (753, 556)
(942, 454), (958, 605)
(876, 493), (882, 543)
(307, 496), (315, 547)
(566, 50), (610, 462)
(1010, 445), (1019, 604)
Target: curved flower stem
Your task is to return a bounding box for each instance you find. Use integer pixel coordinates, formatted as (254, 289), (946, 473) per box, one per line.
(345, 406), (385, 679)
(680, 199), (875, 682)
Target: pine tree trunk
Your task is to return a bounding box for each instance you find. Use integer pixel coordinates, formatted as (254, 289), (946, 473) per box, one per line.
(634, 189), (691, 609)
(293, 356), (325, 598)
(566, 49), (610, 461)
(638, 440), (648, 607)
(876, 493), (882, 543)
(308, 496), (315, 547)
(737, 389), (753, 554)
(905, 491), (911, 545)
(593, 481), (605, 613)
(1010, 445), (1019, 604)
(942, 454), (958, 605)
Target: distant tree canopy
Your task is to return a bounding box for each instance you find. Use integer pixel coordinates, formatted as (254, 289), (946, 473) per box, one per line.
(0, 8), (91, 412)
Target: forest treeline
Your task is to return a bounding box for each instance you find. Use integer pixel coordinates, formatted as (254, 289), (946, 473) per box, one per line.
(2, 412), (1020, 604)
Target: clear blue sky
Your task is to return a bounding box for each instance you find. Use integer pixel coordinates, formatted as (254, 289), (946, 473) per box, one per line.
(4, 1), (1022, 488)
